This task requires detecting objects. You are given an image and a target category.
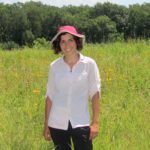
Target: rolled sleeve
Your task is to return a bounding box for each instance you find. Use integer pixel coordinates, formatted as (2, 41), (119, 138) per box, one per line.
(88, 60), (101, 99)
(45, 64), (55, 101)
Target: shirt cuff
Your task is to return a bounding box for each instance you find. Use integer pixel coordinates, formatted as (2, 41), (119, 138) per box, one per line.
(89, 84), (101, 99)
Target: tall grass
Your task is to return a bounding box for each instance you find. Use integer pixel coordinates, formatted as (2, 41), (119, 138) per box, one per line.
(0, 41), (150, 150)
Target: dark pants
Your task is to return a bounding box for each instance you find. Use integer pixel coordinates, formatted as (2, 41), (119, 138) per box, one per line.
(49, 121), (93, 150)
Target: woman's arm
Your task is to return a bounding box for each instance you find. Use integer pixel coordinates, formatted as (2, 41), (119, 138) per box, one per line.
(90, 91), (101, 140)
(43, 96), (52, 141)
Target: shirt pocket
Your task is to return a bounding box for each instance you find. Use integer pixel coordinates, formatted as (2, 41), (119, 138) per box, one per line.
(73, 72), (88, 89)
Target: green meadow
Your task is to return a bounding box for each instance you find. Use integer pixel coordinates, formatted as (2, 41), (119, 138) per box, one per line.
(0, 41), (150, 150)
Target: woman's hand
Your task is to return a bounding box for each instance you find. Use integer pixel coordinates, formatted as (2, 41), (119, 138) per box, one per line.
(89, 123), (99, 140)
(44, 97), (52, 141)
(43, 125), (51, 141)
(90, 92), (100, 140)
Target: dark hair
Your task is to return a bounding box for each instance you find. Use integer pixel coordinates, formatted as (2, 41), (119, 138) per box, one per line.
(51, 32), (84, 54)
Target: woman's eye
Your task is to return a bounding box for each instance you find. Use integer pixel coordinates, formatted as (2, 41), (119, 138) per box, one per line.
(69, 39), (74, 42)
(60, 40), (65, 44)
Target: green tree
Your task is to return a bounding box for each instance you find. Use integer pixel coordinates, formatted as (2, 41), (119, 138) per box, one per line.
(86, 16), (117, 43)
(22, 30), (35, 47)
(23, 1), (46, 38)
(127, 3), (150, 39)
(91, 2), (128, 38)
(42, 8), (63, 40)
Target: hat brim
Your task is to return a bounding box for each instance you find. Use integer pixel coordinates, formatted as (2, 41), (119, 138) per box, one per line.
(51, 30), (85, 44)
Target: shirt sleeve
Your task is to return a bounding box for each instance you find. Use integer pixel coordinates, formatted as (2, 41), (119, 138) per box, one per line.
(45, 64), (55, 101)
(88, 60), (101, 99)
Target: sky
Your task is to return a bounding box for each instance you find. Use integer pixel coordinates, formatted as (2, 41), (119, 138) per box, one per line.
(0, 0), (149, 7)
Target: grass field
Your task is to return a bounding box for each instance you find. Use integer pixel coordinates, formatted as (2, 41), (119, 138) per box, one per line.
(0, 41), (150, 150)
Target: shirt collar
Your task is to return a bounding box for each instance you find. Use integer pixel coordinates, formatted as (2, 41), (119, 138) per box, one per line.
(61, 52), (85, 63)
(79, 53), (85, 62)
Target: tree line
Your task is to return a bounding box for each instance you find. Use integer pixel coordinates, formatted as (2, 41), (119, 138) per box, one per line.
(0, 1), (150, 48)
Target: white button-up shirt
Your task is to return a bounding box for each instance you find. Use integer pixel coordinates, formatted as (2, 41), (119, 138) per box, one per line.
(45, 53), (101, 130)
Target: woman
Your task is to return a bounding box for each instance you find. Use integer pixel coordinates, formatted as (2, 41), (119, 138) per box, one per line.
(43, 25), (101, 150)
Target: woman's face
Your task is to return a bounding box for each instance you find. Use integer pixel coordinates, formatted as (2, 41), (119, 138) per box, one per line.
(59, 33), (77, 54)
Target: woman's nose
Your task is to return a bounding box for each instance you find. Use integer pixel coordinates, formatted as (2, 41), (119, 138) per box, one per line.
(64, 41), (70, 47)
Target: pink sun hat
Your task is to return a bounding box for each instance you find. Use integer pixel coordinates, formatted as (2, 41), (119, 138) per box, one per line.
(51, 25), (85, 44)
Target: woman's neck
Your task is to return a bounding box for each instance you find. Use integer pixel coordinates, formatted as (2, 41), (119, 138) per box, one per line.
(63, 51), (80, 65)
